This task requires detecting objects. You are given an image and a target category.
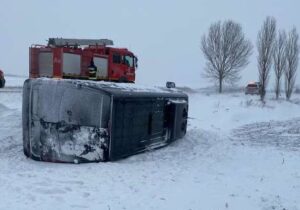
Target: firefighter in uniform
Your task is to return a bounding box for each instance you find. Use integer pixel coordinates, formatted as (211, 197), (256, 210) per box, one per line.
(88, 58), (97, 80)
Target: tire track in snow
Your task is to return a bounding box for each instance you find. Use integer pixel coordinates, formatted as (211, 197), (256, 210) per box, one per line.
(231, 118), (300, 151)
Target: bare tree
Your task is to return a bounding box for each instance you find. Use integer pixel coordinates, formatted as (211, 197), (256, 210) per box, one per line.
(285, 27), (299, 100)
(257, 17), (277, 101)
(273, 30), (287, 99)
(201, 20), (253, 93)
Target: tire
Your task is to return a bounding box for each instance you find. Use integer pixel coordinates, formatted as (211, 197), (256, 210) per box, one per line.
(118, 77), (128, 83)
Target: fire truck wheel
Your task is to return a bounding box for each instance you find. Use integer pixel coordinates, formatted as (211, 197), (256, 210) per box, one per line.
(118, 77), (128, 83)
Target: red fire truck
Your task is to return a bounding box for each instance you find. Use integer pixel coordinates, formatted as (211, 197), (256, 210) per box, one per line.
(30, 38), (137, 82)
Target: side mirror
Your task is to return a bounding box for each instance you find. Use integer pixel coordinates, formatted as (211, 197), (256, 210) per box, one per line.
(134, 56), (138, 68)
(166, 81), (176, 88)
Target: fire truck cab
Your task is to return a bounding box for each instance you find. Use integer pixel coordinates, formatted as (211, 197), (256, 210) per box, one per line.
(30, 38), (137, 82)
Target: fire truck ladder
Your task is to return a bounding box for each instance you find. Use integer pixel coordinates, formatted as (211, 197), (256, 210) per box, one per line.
(48, 38), (114, 47)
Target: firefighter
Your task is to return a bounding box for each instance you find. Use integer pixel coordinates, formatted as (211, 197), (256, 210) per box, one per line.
(88, 58), (97, 80)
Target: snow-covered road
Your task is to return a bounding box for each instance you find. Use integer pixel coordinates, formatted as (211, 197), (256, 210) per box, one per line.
(0, 82), (300, 210)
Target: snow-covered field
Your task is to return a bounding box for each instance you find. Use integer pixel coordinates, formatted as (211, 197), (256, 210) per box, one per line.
(1, 76), (300, 210)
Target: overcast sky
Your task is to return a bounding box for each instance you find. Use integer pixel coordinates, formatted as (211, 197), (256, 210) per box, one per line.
(1, 0), (300, 87)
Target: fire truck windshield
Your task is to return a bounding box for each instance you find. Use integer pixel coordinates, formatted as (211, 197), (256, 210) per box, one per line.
(124, 55), (134, 67)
